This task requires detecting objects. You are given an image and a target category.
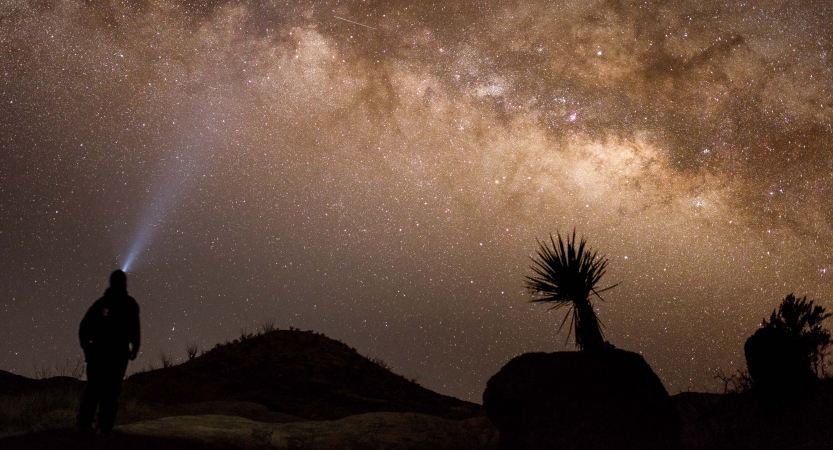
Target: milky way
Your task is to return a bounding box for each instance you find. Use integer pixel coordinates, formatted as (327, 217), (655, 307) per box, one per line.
(2, 0), (833, 401)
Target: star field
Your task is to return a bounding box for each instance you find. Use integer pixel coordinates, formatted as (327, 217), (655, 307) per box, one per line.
(2, 0), (833, 401)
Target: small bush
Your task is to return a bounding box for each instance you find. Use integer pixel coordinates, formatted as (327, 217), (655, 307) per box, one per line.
(714, 369), (753, 394)
(259, 318), (277, 334)
(159, 350), (174, 368)
(55, 357), (85, 379)
(370, 356), (393, 371)
(33, 365), (52, 380)
(185, 342), (199, 360)
(763, 294), (832, 377)
(33, 357), (85, 380)
(239, 327), (254, 341)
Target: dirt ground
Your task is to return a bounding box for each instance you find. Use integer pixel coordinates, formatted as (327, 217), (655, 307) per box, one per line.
(0, 429), (237, 450)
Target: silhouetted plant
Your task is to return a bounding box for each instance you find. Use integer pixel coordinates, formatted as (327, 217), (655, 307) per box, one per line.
(370, 356), (393, 371)
(185, 342), (199, 360)
(159, 350), (174, 368)
(714, 369), (753, 394)
(762, 294), (832, 377)
(33, 358), (86, 380)
(240, 327), (254, 341)
(260, 318), (277, 334)
(33, 364), (53, 380)
(55, 357), (85, 379)
(525, 230), (618, 351)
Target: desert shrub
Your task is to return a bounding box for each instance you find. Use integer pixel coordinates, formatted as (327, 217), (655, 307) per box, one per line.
(33, 357), (85, 380)
(240, 327), (255, 341)
(159, 350), (174, 368)
(370, 356), (392, 371)
(259, 318), (277, 334)
(185, 342), (199, 360)
(762, 294), (832, 377)
(714, 369), (753, 394)
(55, 357), (85, 379)
(32, 364), (52, 380)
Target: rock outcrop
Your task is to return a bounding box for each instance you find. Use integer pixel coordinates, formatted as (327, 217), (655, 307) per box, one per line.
(483, 349), (681, 450)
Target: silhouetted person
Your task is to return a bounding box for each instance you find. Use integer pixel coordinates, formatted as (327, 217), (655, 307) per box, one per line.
(76, 270), (140, 435)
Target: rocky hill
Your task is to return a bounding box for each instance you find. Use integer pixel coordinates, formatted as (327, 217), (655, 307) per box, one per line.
(123, 328), (481, 420)
(0, 328), (490, 449)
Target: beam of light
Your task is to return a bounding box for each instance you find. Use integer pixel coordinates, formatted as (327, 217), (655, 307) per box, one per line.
(120, 142), (205, 273)
(121, 185), (177, 273)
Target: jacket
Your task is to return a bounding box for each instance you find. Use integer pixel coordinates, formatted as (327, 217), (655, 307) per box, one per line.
(79, 288), (140, 360)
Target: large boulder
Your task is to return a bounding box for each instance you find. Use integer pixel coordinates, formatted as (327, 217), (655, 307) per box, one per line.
(483, 349), (681, 450)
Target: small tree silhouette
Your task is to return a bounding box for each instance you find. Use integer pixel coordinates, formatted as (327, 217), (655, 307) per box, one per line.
(525, 230), (618, 351)
(185, 342), (199, 361)
(763, 294), (832, 377)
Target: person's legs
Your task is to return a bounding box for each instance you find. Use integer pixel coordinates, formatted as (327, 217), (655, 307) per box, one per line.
(96, 357), (128, 434)
(77, 360), (103, 430)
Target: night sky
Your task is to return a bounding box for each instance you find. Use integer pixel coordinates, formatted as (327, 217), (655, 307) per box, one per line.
(2, 0), (833, 402)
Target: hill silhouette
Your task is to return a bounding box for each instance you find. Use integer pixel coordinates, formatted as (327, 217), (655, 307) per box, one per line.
(0, 328), (491, 449)
(3, 326), (833, 449)
(0, 370), (82, 397)
(122, 328), (481, 421)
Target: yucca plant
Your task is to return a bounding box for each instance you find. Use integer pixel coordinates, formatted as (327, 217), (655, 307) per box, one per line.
(525, 230), (618, 351)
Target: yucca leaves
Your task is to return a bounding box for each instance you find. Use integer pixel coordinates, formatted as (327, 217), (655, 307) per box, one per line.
(525, 230), (617, 351)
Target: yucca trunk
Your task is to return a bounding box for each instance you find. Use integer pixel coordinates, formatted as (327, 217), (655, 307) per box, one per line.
(574, 300), (605, 351)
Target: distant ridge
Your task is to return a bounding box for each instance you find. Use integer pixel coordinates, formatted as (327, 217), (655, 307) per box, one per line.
(123, 328), (482, 420)
(0, 370), (82, 396)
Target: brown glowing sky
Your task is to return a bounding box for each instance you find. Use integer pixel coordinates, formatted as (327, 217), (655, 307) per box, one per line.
(2, 0), (833, 401)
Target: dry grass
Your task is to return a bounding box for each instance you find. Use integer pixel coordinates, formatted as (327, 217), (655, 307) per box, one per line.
(0, 384), (169, 438)
(0, 386), (81, 437)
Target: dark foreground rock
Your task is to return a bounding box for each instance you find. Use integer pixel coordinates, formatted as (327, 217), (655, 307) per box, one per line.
(483, 349), (682, 450)
(672, 382), (833, 450)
